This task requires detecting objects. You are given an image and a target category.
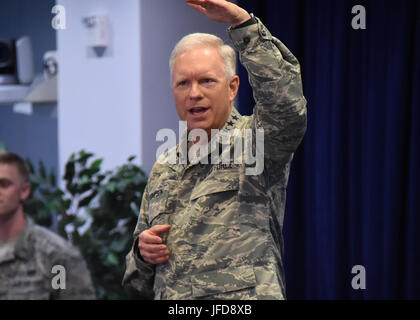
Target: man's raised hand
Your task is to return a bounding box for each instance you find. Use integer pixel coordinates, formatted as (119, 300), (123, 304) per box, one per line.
(186, 0), (251, 27)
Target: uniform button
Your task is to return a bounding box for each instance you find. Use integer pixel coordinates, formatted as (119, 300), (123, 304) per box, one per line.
(243, 36), (250, 44)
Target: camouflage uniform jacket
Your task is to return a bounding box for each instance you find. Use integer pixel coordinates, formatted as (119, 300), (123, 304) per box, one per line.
(0, 217), (96, 300)
(123, 16), (307, 300)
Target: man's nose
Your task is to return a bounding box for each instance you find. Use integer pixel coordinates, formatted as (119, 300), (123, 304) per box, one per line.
(189, 82), (203, 100)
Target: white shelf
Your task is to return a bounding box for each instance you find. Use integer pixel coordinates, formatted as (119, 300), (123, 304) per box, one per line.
(0, 74), (57, 104)
(0, 85), (29, 104)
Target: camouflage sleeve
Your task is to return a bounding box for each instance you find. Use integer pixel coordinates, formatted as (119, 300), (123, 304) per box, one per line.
(228, 16), (307, 164)
(122, 185), (155, 299)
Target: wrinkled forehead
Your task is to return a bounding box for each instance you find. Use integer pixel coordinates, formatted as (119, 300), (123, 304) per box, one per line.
(172, 46), (226, 78)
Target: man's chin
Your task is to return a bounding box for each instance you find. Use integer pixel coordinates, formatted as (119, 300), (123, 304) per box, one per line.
(187, 121), (210, 132)
(0, 207), (19, 222)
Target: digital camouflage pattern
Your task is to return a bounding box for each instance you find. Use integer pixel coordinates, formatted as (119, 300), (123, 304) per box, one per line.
(0, 217), (95, 300)
(123, 16), (307, 300)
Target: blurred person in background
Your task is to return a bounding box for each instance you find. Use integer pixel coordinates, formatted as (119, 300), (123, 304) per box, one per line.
(0, 151), (95, 300)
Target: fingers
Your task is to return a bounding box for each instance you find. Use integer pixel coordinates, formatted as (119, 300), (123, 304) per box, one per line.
(185, 0), (219, 11)
(138, 225), (172, 264)
(143, 255), (170, 265)
(186, 3), (206, 13)
(139, 230), (162, 245)
(139, 241), (170, 264)
(139, 241), (168, 254)
(139, 225), (170, 246)
(185, 0), (206, 5)
(149, 224), (171, 236)
(185, 0), (246, 25)
(186, 0), (218, 6)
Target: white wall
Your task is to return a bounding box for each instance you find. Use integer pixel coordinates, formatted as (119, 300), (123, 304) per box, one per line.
(57, 0), (142, 176)
(57, 0), (235, 177)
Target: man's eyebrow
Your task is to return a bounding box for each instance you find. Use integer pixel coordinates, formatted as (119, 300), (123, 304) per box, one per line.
(200, 71), (219, 77)
(175, 69), (219, 77)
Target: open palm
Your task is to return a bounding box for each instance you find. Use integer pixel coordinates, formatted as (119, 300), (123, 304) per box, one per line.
(186, 0), (250, 26)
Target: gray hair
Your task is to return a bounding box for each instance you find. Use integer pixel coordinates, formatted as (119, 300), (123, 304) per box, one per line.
(169, 33), (236, 83)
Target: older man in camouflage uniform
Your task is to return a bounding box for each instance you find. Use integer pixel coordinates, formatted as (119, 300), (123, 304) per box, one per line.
(123, 0), (307, 299)
(0, 151), (95, 300)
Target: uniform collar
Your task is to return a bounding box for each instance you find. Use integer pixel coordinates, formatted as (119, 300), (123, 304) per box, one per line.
(13, 216), (34, 261)
(219, 107), (242, 132)
(0, 216), (33, 264)
(175, 107), (242, 170)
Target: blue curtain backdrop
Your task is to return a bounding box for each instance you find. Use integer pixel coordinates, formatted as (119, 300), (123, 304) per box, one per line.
(236, 0), (419, 299)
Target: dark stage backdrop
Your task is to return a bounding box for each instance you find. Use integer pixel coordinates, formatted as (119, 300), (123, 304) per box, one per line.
(236, 0), (420, 299)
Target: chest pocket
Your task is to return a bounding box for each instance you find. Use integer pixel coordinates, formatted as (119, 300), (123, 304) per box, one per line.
(190, 166), (240, 212)
(191, 164), (240, 196)
(190, 175), (239, 200)
(181, 167), (241, 247)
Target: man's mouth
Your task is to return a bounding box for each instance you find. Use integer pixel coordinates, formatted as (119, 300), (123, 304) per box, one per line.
(189, 107), (209, 116)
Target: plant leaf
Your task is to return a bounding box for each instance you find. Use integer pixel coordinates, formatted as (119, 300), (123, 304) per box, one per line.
(64, 161), (75, 183)
(105, 252), (119, 266)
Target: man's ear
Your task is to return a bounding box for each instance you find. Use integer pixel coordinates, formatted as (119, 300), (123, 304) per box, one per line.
(20, 182), (31, 201)
(229, 75), (240, 102)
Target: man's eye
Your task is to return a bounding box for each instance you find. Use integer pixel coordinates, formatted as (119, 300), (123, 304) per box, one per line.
(177, 81), (187, 87)
(0, 180), (11, 188)
(201, 79), (215, 84)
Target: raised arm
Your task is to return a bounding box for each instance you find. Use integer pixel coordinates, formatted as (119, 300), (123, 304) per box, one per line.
(187, 0), (307, 167)
(228, 18), (307, 163)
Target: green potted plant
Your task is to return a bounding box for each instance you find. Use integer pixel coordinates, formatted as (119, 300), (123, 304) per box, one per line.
(24, 150), (148, 299)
